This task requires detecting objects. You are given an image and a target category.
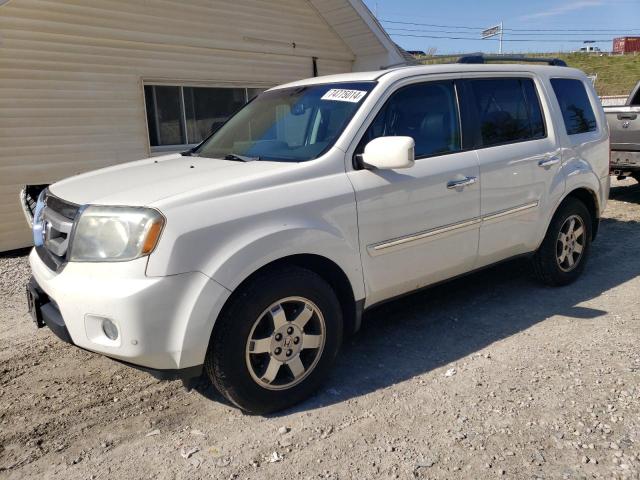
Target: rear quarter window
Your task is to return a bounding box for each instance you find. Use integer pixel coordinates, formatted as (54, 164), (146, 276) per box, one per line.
(550, 78), (597, 135)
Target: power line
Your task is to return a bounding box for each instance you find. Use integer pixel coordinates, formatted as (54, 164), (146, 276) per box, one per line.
(386, 27), (626, 37)
(382, 20), (483, 30)
(381, 19), (640, 33)
(389, 33), (612, 43)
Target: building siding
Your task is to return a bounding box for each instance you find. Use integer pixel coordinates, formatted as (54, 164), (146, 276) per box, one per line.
(309, 0), (394, 69)
(0, 0), (357, 250)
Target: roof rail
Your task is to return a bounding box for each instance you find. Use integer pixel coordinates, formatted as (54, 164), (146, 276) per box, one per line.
(457, 54), (567, 67)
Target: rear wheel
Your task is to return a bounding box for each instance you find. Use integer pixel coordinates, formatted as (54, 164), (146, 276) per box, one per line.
(533, 197), (592, 286)
(205, 266), (342, 414)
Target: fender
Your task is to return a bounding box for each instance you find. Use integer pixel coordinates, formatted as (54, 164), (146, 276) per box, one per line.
(165, 224), (364, 367)
(536, 157), (604, 250)
(146, 215), (364, 369)
(205, 225), (365, 300)
(146, 180), (365, 302)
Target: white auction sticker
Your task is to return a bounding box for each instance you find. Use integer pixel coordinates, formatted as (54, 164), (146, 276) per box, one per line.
(321, 89), (367, 103)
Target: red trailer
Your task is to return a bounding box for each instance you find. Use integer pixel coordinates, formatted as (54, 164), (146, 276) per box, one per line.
(613, 37), (640, 54)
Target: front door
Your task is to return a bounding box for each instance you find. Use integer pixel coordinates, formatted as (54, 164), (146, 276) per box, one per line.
(347, 80), (480, 306)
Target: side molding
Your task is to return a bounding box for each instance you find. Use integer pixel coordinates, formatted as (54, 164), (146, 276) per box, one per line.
(369, 201), (539, 256)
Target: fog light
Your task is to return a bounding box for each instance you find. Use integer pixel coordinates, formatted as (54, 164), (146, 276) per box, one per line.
(102, 318), (119, 341)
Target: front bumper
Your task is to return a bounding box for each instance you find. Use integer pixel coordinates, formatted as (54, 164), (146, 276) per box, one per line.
(27, 277), (201, 380)
(29, 249), (231, 376)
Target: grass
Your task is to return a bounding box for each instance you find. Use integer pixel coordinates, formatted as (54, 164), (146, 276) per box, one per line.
(414, 52), (640, 96)
(554, 53), (640, 96)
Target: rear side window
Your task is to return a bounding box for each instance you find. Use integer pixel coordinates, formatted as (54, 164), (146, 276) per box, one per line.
(466, 78), (546, 147)
(359, 81), (461, 158)
(550, 78), (597, 135)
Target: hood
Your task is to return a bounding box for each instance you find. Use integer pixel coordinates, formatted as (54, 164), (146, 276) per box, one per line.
(49, 154), (295, 206)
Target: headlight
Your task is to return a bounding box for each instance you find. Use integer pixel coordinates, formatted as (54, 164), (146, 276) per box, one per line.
(69, 206), (164, 262)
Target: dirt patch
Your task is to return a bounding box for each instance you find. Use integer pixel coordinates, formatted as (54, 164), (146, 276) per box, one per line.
(1, 179), (639, 479)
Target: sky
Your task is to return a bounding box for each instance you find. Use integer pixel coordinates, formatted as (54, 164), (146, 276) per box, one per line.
(362, 0), (640, 55)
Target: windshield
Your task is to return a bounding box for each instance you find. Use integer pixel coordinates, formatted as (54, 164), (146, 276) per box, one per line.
(193, 82), (375, 162)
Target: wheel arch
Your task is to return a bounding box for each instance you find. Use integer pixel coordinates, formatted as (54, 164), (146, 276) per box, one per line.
(216, 253), (362, 338)
(536, 184), (601, 254)
(565, 187), (600, 239)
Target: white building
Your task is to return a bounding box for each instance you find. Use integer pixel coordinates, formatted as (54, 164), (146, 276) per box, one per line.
(0, 0), (407, 251)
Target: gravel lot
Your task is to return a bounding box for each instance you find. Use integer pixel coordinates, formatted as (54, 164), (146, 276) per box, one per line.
(1, 178), (639, 480)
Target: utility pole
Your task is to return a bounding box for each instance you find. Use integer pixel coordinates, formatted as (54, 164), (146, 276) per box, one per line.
(499, 21), (503, 54)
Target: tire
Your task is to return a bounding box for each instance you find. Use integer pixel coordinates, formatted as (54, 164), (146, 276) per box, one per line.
(533, 197), (592, 286)
(204, 266), (343, 414)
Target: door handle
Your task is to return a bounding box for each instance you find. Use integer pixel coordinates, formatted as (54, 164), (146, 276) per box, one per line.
(538, 156), (560, 168)
(618, 113), (637, 120)
(447, 176), (477, 189)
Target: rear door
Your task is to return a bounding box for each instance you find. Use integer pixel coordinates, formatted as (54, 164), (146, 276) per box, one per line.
(460, 75), (564, 267)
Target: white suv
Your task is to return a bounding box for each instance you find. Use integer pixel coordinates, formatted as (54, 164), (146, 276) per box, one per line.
(26, 60), (610, 413)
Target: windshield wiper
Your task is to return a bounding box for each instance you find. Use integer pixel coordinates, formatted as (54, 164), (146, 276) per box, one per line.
(182, 150), (199, 157)
(224, 153), (260, 162)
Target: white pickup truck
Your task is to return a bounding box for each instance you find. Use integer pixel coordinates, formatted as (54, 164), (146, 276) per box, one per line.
(606, 80), (640, 181)
(25, 58), (609, 413)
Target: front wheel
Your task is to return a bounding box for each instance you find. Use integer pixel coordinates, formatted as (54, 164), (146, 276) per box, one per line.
(533, 197), (592, 286)
(205, 266), (343, 414)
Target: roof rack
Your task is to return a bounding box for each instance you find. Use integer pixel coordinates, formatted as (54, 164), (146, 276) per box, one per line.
(457, 54), (567, 67)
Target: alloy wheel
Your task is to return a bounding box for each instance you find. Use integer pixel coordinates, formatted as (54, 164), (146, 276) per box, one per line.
(245, 297), (326, 390)
(556, 214), (586, 272)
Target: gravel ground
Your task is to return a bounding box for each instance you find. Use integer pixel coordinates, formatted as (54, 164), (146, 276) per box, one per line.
(0, 248), (31, 298)
(1, 178), (639, 480)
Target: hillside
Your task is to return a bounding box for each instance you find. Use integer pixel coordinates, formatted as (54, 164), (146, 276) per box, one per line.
(552, 53), (640, 96)
(415, 53), (640, 96)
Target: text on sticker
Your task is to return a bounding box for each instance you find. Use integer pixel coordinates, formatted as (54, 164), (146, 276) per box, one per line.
(321, 89), (367, 103)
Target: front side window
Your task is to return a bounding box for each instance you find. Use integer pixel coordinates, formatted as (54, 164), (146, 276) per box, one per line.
(550, 78), (597, 135)
(467, 78), (546, 147)
(359, 81), (461, 158)
(194, 82), (375, 162)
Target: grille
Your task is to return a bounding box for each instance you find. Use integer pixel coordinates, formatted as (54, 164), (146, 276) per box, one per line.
(35, 190), (80, 272)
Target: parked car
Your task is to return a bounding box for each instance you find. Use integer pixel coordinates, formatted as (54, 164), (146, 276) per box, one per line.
(605, 80), (640, 181)
(575, 46), (602, 53)
(24, 59), (610, 414)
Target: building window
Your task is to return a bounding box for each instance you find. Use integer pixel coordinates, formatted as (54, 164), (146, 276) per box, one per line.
(144, 85), (264, 148)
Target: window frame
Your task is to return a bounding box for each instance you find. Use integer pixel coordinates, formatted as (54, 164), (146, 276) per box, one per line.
(549, 77), (599, 137)
(142, 82), (269, 153)
(459, 76), (549, 151)
(352, 78), (466, 169)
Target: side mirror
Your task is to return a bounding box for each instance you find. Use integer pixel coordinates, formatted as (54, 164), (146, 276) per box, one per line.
(360, 136), (415, 170)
